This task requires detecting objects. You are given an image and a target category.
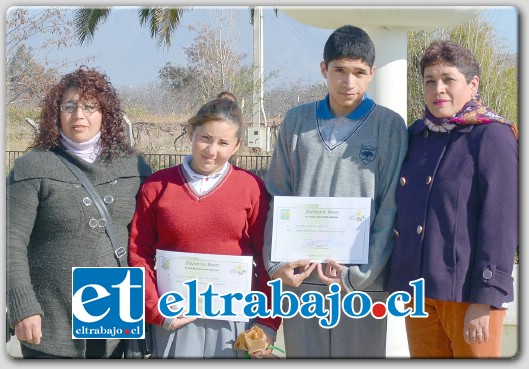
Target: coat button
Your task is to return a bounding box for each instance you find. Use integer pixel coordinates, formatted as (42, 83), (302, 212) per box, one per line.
(426, 176), (432, 185)
(83, 197), (92, 206)
(417, 225), (423, 234)
(110, 179), (118, 185)
(104, 195), (114, 204)
(400, 177), (407, 186)
(89, 218), (98, 228)
(393, 229), (400, 238)
(424, 130), (429, 138)
(482, 269), (493, 280)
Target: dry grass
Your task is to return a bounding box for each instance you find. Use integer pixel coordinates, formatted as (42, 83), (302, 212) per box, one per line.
(6, 118), (37, 152)
(5, 106), (277, 156)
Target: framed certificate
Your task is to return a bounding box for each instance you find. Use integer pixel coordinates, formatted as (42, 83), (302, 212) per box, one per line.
(271, 196), (371, 264)
(155, 250), (254, 322)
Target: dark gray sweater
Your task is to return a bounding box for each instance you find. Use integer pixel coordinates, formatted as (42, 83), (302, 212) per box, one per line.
(7, 147), (151, 358)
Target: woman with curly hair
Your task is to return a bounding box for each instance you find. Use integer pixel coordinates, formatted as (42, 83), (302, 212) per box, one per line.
(7, 66), (152, 358)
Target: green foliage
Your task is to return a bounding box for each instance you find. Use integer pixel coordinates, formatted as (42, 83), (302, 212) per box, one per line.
(138, 8), (186, 49)
(74, 8), (112, 46)
(499, 66), (518, 124)
(407, 16), (518, 126)
(74, 7), (187, 50)
(407, 31), (431, 125)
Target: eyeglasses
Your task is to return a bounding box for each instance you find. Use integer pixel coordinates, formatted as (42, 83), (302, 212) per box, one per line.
(59, 101), (100, 115)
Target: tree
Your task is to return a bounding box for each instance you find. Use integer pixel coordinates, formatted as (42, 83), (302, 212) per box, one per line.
(6, 8), (76, 60)
(156, 63), (198, 116)
(157, 10), (261, 116)
(264, 80), (327, 120)
(6, 45), (55, 105)
(183, 10), (254, 105)
(5, 7), (82, 105)
(158, 63), (196, 95)
(407, 15), (518, 126)
(74, 7), (186, 50)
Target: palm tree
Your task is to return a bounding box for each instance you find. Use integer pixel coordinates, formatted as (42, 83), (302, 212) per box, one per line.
(74, 7), (186, 49)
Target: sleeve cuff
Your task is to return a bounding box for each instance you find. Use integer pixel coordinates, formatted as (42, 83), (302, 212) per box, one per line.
(162, 317), (174, 331)
(252, 323), (277, 341)
(7, 286), (44, 327)
(341, 267), (355, 293)
(267, 262), (286, 279)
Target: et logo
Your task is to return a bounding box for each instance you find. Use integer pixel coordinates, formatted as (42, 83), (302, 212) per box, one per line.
(72, 267), (145, 339)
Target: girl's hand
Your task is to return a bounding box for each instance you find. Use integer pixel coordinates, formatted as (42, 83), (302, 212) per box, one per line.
(169, 311), (197, 330)
(272, 259), (317, 288)
(249, 333), (275, 358)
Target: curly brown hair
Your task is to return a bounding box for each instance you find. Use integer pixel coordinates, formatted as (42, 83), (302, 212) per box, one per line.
(33, 65), (131, 160)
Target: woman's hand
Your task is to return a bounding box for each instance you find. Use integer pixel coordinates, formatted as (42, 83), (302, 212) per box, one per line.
(316, 258), (346, 290)
(15, 315), (42, 345)
(249, 332), (275, 359)
(463, 303), (491, 344)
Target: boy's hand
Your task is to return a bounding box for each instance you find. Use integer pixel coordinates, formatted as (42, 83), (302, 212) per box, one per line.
(316, 258), (346, 290)
(272, 259), (317, 287)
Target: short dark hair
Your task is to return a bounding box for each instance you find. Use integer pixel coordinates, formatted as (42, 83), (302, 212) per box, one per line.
(323, 25), (375, 67)
(420, 40), (480, 83)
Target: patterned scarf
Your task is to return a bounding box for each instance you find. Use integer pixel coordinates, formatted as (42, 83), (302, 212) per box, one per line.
(424, 93), (518, 140)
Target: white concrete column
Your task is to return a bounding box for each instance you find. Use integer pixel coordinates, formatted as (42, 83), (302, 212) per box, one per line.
(252, 6), (264, 128)
(364, 27), (408, 123)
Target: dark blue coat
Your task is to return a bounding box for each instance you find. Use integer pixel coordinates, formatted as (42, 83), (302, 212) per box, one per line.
(386, 119), (518, 309)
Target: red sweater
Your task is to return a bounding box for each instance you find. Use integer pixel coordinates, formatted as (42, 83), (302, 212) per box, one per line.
(128, 164), (281, 332)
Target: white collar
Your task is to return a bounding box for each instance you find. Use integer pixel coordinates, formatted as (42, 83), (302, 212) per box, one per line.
(182, 155), (229, 182)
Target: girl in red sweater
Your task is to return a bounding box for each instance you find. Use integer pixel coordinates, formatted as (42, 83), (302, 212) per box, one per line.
(128, 94), (280, 358)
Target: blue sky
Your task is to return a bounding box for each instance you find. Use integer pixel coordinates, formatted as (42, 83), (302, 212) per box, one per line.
(11, 6), (518, 89)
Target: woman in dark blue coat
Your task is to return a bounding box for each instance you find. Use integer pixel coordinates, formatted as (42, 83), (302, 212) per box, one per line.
(386, 40), (518, 358)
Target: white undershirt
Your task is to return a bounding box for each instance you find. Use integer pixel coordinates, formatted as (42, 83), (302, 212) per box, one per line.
(181, 155), (229, 195)
(59, 131), (102, 163)
(319, 116), (362, 148)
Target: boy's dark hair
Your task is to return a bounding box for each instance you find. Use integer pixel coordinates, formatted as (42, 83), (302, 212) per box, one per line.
(323, 25), (375, 68)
